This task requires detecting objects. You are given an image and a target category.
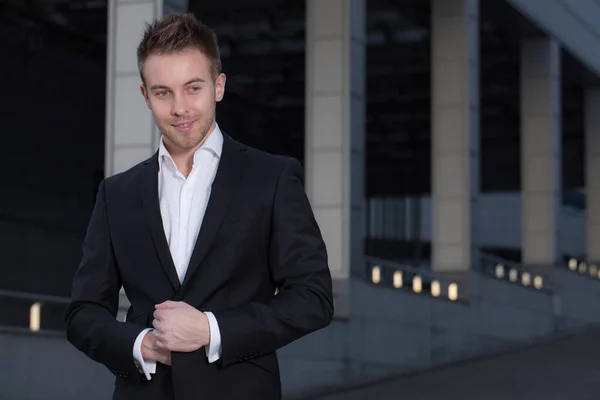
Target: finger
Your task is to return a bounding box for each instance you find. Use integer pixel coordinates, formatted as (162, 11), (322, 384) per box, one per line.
(158, 351), (171, 366)
(150, 329), (162, 341)
(153, 309), (163, 321)
(157, 353), (167, 365)
(153, 331), (165, 348)
(145, 330), (157, 345)
(158, 301), (192, 309)
(156, 338), (172, 352)
(152, 319), (162, 330)
(155, 301), (179, 309)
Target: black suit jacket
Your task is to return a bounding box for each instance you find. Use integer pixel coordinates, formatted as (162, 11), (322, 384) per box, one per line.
(65, 134), (334, 400)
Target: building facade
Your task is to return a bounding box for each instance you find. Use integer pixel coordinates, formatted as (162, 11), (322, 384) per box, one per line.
(3, 0), (600, 398)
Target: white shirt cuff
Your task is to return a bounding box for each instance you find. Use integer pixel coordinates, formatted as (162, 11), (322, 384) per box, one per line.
(204, 311), (222, 363)
(133, 328), (156, 380)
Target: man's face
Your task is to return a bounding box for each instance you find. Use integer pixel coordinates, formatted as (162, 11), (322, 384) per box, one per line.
(140, 48), (226, 152)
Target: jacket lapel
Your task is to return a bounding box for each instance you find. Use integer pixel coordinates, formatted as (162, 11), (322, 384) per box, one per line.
(139, 152), (181, 291)
(179, 134), (247, 290)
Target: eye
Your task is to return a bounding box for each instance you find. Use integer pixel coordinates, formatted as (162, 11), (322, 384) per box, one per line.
(189, 86), (201, 92)
(156, 91), (169, 97)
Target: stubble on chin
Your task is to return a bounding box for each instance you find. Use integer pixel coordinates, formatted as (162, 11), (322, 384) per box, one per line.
(162, 119), (214, 151)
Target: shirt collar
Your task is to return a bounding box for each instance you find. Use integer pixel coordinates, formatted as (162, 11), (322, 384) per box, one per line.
(158, 122), (224, 168)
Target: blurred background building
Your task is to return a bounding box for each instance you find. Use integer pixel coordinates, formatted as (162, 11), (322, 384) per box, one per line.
(2, 0), (600, 398)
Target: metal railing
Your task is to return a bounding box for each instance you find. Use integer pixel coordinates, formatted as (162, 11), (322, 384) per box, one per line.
(0, 289), (128, 333)
(0, 289), (71, 305)
(0, 289), (70, 332)
(4, 253), (600, 331)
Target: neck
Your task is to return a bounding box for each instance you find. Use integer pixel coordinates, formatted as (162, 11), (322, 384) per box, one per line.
(168, 146), (196, 178)
(162, 122), (216, 177)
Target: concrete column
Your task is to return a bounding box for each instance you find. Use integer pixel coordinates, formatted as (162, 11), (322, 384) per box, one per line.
(105, 0), (188, 177)
(520, 37), (561, 266)
(305, 0), (366, 303)
(585, 88), (600, 262)
(106, 0), (187, 306)
(431, 0), (480, 272)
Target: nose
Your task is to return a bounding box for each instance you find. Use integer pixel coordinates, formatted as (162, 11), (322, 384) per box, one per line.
(171, 93), (189, 116)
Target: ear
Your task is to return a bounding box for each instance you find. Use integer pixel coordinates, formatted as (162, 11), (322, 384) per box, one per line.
(215, 73), (226, 102)
(140, 84), (151, 109)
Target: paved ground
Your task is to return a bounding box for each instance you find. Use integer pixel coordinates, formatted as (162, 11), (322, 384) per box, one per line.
(304, 330), (600, 400)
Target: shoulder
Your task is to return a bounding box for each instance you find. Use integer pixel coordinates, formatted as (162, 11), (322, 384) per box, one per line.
(228, 136), (302, 181)
(247, 146), (298, 171)
(100, 154), (154, 195)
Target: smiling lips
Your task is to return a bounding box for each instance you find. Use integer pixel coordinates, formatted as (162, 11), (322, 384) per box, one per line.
(172, 120), (196, 133)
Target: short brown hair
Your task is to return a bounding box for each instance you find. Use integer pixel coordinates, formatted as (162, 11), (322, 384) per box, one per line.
(137, 12), (222, 84)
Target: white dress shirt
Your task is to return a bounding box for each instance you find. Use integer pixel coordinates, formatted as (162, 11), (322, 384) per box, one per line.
(132, 124), (224, 380)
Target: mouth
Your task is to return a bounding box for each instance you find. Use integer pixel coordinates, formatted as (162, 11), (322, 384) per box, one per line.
(172, 120), (197, 133)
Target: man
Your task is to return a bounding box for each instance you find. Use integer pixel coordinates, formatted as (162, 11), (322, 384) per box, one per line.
(65, 12), (334, 400)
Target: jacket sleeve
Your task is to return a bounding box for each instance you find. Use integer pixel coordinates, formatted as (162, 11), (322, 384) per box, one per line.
(64, 180), (145, 378)
(213, 157), (334, 367)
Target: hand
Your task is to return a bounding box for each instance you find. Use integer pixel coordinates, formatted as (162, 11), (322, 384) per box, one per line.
(151, 301), (210, 353)
(141, 332), (171, 366)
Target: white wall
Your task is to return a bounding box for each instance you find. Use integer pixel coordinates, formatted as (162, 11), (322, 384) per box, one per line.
(367, 193), (586, 257)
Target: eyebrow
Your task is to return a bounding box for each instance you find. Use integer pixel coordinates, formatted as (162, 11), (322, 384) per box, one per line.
(149, 77), (206, 91)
